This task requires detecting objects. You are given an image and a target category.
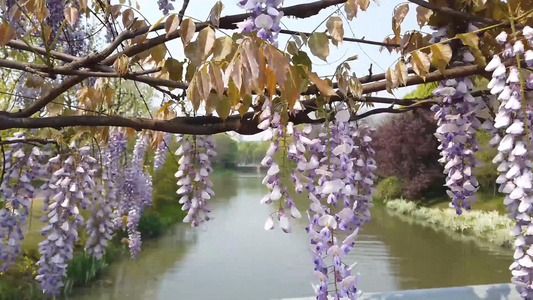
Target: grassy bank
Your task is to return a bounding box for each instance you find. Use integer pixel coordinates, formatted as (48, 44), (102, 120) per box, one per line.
(385, 199), (513, 248)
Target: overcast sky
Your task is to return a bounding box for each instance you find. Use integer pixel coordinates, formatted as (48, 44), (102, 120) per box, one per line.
(132, 0), (422, 140)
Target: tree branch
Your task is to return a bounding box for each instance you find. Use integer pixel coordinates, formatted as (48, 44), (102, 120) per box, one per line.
(279, 29), (400, 48)
(407, 0), (500, 25)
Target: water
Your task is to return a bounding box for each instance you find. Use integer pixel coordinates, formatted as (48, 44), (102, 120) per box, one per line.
(75, 173), (512, 300)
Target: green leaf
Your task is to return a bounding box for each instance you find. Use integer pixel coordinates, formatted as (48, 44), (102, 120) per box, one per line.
(205, 93), (220, 115)
(287, 41), (298, 56)
(308, 32), (329, 61)
(216, 95), (231, 120)
(164, 58), (184, 82)
(291, 51), (312, 72)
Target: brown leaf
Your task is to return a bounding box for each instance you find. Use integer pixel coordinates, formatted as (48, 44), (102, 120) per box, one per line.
(208, 1), (224, 27)
(394, 4), (410, 25)
(309, 73), (337, 97)
(122, 9), (135, 28)
(345, 0), (358, 20)
(164, 58), (184, 82)
(416, 6), (433, 28)
(165, 14), (179, 38)
(197, 26), (215, 59)
(109, 5), (121, 19)
(326, 16), (343, 46)
(78, 0), (88, 11)
(64, 7), (79, 27)
(384, 67), (398, 93)
(263, 44), (290, 87)
(205, 93), (220, 115)
(180, 18), (196, 46)
(209, 62), (224, 96)
(0, 23), (15, 46)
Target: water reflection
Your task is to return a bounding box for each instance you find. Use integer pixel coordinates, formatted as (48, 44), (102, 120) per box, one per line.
(76, 174), (512, 300)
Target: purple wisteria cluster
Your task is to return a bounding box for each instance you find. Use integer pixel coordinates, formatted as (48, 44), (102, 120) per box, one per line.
(175, 134), (216, 227)
(487, 29), (533, 298)
(237, 0), (284, 45)
(154, 133), (171, 171)
(0, 132), (48, 270)
(305, 109), (374, 299)
(36, 143), (97, 295)
(157, 0), (176, 15)
(432, 26), (484, 215)
(85, 131), (126, 259)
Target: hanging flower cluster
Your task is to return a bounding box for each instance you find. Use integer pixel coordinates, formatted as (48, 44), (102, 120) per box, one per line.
(260, 102), (312, 232)
(175, 134), (216, 227)
(237, 0), (284, 45)
(305, 109), (373, 299)
(0, 132), (48, 270)
(36, 143), (97, 295)
(432, 25), (484, 214)
(154, 133), (171, 171)
(85, 132), (126, 259)
(487, 29), (533, 298)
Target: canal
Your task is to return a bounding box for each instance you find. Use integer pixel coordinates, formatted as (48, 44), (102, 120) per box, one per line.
(75, 173), (512, 300)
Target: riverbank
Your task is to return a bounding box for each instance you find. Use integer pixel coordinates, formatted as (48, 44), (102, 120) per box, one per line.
(385, 199), (513, 248)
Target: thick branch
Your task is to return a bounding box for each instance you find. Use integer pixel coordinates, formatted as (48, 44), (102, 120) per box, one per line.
(407, 0), (500, 25)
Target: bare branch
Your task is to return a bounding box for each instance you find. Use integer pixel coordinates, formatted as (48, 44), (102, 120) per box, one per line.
(407, 0), (500, 26)
(178, 0), (191, 24)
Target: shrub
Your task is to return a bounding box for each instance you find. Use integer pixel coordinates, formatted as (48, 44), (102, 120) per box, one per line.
(138, 212), (164, 239)
(375, 176), (403, 200)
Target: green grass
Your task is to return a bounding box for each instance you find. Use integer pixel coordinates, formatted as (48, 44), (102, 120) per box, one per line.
(424, 192), (507, 214)
(386, 199), (513, 247)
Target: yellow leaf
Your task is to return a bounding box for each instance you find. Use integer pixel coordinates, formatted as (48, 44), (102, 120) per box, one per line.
(308, 32), (329, 61)
(227, 80), (240, 106)
(212, 36), (235, 61)
(103, 88), (114, 105)
(385, 67), (398, 93)
(416, 6), (433, 28)
(457, 32), (479, 49)
(308, 73), (337, 97)
(265, 66), (277, 100)
(429, 43), (452, 73)
(165, 14), (179, 37)
(150, 16), (166, 32)
(358, 0), (370, 11)
(216, 96), (231, 120)
(113, 54), (129, 76)
(395, 61), (408, 86)
(64, 7), (79, 27)
(184, 40), (202, 66)
(326, 16), (343, 46)
(345, 0), (358, 20)
(411, 50), (430, 79)
(122, 8), (135, 28)
(0, 23), (15, 46)
(180, 18), (196, 46)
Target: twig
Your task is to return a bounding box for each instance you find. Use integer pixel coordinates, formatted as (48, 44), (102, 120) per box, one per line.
(178, 0), (191, 24)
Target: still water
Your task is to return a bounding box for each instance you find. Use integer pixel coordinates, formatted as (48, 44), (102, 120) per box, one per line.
(75, 173), (512, 300)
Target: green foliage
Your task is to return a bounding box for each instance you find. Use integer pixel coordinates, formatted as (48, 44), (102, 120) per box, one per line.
(474, 130), (500, 194)
(375, 176), (403, 200)
(403, 82), (439, 99)
(210, 134), (238, 168)
(138, 212), (164, 239)
(237, 141), (270, 164)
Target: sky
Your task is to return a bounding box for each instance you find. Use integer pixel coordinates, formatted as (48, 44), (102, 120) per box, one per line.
(129, 0), (423, 140)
